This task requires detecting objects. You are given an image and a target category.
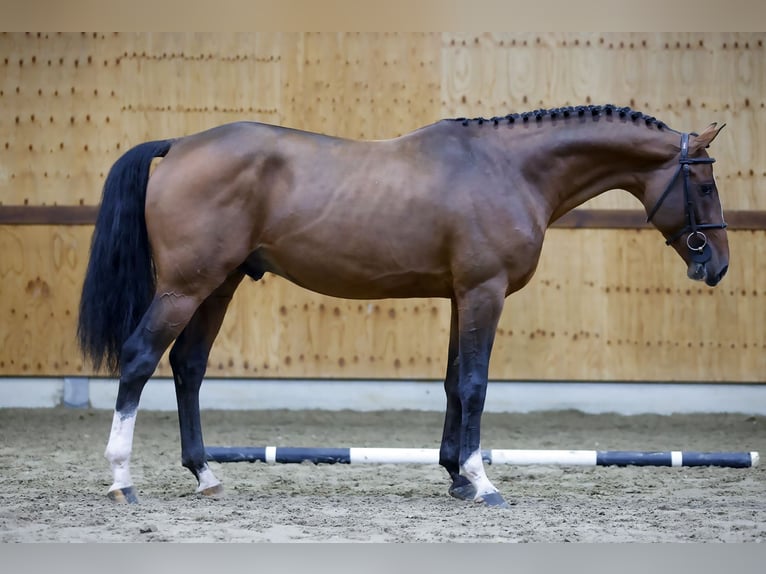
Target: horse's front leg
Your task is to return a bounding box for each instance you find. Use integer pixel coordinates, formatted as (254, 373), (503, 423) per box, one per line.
(439, 299), (476, 501)
(453, 278), (508, 508)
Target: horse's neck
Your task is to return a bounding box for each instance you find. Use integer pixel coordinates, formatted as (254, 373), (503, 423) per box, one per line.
(510, 122), (676, 223)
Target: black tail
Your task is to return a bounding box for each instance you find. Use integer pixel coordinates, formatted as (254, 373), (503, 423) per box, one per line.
(77, 139), (174, 375)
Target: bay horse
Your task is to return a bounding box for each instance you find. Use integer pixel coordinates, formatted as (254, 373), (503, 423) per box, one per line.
(78, 104), (729, 508)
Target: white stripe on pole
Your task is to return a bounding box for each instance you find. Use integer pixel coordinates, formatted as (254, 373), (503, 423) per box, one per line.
(347, 448), (602, 465)
(265, 446), (277, 463)
(349, 448), (440, 464)
(671, 451), (683, 467)
(490, 449), (598, 466)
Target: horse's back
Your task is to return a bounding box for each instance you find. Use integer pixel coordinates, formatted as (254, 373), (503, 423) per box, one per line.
(143, 121), (463, 298)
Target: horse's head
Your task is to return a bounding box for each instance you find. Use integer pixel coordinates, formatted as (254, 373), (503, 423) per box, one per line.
(643, 123), (729, 286)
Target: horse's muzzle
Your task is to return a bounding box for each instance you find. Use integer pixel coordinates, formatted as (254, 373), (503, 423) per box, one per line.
(689, 262), (728, 286)
(706, 263), (728, 287)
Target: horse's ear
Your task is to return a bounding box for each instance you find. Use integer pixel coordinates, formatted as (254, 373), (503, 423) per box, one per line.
(690, 122), (726, 153)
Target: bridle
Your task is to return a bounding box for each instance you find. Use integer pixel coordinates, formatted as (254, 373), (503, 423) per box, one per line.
(645, 132), (727, 264)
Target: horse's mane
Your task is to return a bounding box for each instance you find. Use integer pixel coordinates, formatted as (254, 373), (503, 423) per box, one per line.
(451, 104), (674, 132)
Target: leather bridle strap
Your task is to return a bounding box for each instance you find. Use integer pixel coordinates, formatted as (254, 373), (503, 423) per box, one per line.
(645, 133), (727, 262)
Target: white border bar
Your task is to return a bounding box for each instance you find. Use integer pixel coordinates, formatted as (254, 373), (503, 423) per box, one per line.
(1, 377), (765, 415)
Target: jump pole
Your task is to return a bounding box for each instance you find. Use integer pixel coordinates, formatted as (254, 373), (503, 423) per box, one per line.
(205, 447), (759, 468)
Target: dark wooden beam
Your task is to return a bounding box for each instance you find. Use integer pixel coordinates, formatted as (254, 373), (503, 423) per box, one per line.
(552, 209), (766, 230)
(0, 205), (99, 225)
(1, 205), (766, 230)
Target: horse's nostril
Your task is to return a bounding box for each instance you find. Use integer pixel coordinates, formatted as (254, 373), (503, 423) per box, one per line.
(717, 265), (728, 281)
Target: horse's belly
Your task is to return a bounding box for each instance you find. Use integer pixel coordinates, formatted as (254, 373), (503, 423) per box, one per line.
(256, 245), (453, 300)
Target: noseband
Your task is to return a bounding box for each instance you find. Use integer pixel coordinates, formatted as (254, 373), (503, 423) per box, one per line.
(645, 132), (727, 264)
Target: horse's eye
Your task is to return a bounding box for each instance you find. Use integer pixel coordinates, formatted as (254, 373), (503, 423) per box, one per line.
(699, 183), (714, 196)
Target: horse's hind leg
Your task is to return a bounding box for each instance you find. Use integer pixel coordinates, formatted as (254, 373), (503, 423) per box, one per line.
(104, 292), (202, 503)
(169, 271), (244, 497)
(439, 299), (476, 501)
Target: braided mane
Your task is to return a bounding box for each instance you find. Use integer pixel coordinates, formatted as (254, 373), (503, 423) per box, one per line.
(451, 104), (673, 131)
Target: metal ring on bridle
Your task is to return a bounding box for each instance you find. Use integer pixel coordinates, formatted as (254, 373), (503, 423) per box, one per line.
(686, 230), (708, 252)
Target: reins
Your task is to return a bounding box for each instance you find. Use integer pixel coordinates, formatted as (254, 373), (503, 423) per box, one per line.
(645, 132), (727, 263)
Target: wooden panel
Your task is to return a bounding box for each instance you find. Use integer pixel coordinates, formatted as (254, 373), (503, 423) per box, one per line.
(115, 32), (284, 140)
(2, 32), (762, 208)
(0, 225), (90, 375)
(498, 229), (766, 382)
(0, 33), (126, 206)
(1, 32), (764, 382)
(2, 225), (764, 382)
(280, 32), (441, 138)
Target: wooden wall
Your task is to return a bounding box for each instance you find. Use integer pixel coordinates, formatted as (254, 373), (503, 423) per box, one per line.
(1, 32), (764, 381)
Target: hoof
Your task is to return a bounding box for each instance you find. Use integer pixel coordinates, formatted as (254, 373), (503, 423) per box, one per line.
(198, 483), (224, 498)
(107, 486), (139, 504)
(448, 476), (477, 501)
(474, 491), (510, 509)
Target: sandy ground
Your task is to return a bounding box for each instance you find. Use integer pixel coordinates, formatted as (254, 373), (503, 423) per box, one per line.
(0, 407), (763, 542)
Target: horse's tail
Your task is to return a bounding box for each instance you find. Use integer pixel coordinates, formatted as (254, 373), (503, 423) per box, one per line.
(77, 139), (174, 375)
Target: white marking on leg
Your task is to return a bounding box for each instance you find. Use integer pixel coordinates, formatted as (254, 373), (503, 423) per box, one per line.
(460, 449), (499, 500)
(196, 466), (222, 493)
(104, 411), (136, 492)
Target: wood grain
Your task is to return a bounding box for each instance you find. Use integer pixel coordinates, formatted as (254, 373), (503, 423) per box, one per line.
(2, 225), (763, 381)
(1, 33), (763, 208)
(1, 33), (764, 382)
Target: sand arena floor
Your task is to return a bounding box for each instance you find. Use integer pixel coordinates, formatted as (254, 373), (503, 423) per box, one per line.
(0, 408), (763, 542)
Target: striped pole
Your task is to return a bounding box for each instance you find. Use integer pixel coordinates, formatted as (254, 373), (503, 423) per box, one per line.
(205, 447), (759, 468)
